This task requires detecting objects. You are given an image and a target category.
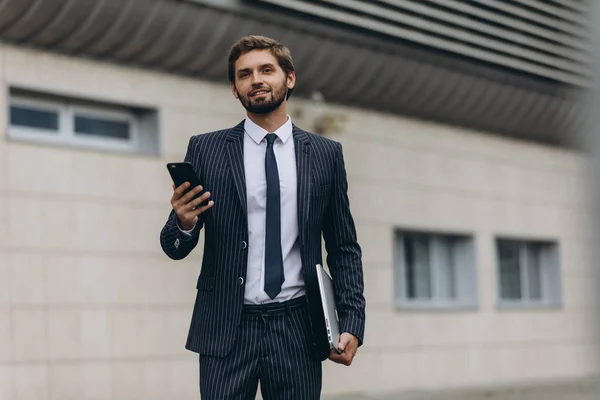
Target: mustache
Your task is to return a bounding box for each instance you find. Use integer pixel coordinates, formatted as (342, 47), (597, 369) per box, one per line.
(248, 85), (271, 96)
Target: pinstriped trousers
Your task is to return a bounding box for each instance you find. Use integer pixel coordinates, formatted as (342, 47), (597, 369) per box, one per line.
(199, 297), (322, 399)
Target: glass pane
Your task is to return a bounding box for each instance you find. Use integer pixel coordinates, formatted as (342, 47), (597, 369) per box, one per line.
(404, 234), (431, 299)
(526, 244), (542, 300)
(498, 240), (521, 300)
(10, 106), (59, 131)
(74, 115), (130, 140)
(436, 238), (456, 300)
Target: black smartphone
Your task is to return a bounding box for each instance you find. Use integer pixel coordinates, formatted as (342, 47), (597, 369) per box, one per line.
(167, 162), (209, 207)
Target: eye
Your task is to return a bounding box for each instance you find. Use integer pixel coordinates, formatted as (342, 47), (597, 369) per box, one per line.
(263, 68), (273, 73)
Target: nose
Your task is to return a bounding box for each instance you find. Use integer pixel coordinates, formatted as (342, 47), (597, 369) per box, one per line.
(250, 71), (264, 85)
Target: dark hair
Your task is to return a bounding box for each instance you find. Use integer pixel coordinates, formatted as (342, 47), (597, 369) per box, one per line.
(228, 35), (295, 99)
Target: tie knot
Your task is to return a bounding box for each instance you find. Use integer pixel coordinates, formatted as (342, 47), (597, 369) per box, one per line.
(265, 133), (277, 145)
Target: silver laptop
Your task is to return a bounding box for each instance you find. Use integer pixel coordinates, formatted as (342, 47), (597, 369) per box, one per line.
(316, 264), (341, 354)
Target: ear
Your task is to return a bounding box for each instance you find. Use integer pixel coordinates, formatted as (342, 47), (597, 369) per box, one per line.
(231, 82), (239, 99)
(287, 71), (296, 91)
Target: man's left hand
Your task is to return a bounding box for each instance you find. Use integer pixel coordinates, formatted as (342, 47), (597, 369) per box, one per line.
(328, 332), (359, 366)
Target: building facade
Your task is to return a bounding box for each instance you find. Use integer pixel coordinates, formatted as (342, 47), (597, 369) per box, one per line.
(0, 0), (596, 399)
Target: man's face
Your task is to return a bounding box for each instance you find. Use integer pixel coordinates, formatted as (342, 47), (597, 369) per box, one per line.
(232, 49), (295, 114)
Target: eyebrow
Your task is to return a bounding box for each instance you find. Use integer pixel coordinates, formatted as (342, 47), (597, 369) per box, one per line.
(237, 63), (277, 75)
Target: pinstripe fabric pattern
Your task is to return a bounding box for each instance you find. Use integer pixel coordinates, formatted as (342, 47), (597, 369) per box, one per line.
(159, 120), (365, 362)
(199, 299), (321, 399)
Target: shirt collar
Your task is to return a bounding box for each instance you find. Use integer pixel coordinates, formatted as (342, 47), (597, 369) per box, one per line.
(244, 115), (293, 145)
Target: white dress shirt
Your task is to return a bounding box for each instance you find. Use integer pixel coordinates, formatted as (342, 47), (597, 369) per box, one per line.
(243, 116), (305, 304)
(179, 116), (305, 304)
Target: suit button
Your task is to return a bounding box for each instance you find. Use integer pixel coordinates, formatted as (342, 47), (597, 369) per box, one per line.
(238, 277), (244, 286)
(241, 241), (247, 249)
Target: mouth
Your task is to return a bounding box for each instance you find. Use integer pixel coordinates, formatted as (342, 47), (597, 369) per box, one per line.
(249, 89), (270, 97)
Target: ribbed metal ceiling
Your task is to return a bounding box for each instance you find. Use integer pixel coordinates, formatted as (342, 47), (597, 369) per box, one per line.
(0, 0), (589, 148)
(258, 0), (592, 87)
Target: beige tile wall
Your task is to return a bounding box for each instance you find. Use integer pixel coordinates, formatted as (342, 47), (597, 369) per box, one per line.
(319, 111), (597, 395)
(0, 43), (596, 399)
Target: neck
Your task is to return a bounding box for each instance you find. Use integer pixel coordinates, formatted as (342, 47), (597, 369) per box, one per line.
(246, 104), (288, 133)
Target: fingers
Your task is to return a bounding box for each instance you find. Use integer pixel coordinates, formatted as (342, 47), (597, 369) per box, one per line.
(170, 181), (214, 232)
(328, 333), (359, 366)
(172, 182), (202, 203)
(170, 182), (189, 206)
(194, 200), (214, 215)
(339, 333), (358, 354)
(185, 200), (214, 220)
(180, 197), (214, 222)
(183, 198), (214, 218)
(173, 182), (191, 197)
(338, 336), (349, 352)
(190, 191), (212, 210)
(328, 348), (354, 366)
(171, 183), (204, 208)
(182, 185), (205, 204)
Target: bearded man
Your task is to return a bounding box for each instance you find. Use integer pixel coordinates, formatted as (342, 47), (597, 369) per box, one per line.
(160, 35), (366, 400)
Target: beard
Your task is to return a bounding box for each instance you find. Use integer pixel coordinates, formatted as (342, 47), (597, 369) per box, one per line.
(237, 80), (287, 114)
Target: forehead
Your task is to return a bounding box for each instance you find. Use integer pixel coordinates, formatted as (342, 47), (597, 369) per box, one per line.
(235, 49), (279, 70)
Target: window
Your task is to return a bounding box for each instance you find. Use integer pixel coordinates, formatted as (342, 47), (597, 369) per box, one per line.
(394, 230), (477, 310)
(496, 239), (562, 307)
(7, 88), (159, 155)
(11, 104), (59, 131)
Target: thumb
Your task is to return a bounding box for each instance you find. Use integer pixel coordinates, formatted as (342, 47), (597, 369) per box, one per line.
(338, 335), (348, 351)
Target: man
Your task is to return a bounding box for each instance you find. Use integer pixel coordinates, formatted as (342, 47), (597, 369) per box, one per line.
(160, 35), (365, 399)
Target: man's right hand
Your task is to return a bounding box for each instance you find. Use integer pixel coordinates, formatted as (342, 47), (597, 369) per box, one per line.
(171, 182), (214, 230)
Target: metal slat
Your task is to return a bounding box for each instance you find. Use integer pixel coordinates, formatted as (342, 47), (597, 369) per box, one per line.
(49, 0), (106, 50)
(161, 10), (212, 70)
(356, 0), (589, 62)
(110, 0), (164, 59)
(323, 0), (589, 72)
(546, 0), (588, 13)
(378, 0), (586, 51)
(261, 0), (587, 85)
(469, 0), (588, 37)
(26, 0), (80, 45)
(139, 5), (188, 65)
(66, 0), (117, 54)
(1, 0), (47, 40)
(426, 0), (588, 51)
(86, 0), (142, 55)
(0, 0), (36, 36)
(511, 0), (589, 26)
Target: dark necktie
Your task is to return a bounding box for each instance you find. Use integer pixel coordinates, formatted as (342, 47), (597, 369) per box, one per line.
(264, 133), (284, 299)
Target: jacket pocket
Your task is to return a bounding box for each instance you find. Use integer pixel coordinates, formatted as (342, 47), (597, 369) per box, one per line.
(196, 275), (215, 291)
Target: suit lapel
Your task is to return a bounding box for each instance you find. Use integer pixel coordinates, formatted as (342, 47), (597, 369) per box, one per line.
(293, 125), (311, 245)
(226, 121), (247, 216)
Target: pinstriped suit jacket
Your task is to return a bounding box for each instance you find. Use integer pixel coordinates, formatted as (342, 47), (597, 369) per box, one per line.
(160, 120), (365, 361)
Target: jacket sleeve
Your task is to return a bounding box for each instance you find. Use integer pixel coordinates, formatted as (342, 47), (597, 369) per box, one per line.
(160, 136), (204, 260)
(322, 142), (366, 346)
